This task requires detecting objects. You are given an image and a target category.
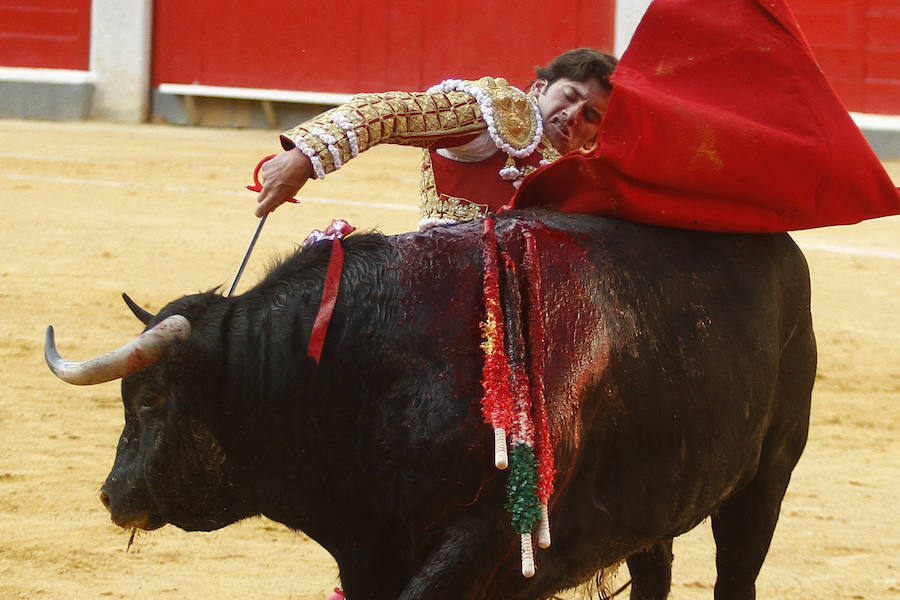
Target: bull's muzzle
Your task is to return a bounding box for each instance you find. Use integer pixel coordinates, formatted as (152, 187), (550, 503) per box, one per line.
(44, 315), (191, 385)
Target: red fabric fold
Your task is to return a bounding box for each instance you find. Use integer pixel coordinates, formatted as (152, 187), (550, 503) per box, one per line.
(512, 0), (900, 232)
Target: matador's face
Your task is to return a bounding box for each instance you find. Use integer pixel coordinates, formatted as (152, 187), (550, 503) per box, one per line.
(530, 77), (610, 153)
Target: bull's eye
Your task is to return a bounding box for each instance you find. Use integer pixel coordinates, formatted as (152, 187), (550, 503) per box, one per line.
(139, 393), (166, 413)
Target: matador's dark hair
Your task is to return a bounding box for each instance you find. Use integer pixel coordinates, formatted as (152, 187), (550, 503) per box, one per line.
(535, 48), (618, 92)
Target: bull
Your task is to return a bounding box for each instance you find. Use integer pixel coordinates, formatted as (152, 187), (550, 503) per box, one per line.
(45, 211), (816, 600)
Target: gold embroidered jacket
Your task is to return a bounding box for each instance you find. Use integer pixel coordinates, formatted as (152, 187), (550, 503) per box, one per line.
(281, 77), (559, 225)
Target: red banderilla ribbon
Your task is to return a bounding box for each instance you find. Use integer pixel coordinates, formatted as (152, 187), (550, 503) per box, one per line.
(304, 219), (356, 364)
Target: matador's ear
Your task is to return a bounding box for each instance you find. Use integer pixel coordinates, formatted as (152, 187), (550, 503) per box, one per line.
(529, 78), (549, 97)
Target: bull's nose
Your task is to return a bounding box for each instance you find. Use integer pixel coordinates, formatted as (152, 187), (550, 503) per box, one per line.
(99, 489), (112, 512)
(97, 480), (166, 530)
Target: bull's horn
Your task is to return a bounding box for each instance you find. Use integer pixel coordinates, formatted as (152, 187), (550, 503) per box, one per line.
(122, 292), (155, 325)
(44, 315), (191, 385)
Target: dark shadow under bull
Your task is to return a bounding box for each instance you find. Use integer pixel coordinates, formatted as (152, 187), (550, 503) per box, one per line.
(45, 210), (816, 600)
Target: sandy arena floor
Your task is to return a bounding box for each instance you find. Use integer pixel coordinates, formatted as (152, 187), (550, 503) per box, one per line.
(1, 119), (898, 599)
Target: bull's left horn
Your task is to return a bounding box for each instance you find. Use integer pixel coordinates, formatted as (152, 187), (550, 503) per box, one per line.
(122, 292), (155, 325)
(44, 315), (191, 385)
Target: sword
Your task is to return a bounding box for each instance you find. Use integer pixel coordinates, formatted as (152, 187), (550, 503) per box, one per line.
(228, 154), (298, 297)
(227, 213), (267, 297)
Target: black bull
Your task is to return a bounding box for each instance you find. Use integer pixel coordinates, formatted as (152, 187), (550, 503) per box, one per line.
(45, 211), (816, 600)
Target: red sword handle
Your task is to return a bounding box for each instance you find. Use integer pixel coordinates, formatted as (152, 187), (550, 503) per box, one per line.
(245, 154), (299, 203)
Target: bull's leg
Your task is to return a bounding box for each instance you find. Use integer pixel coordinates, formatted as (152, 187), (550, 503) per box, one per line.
(710, 461), (793, 600)
(626, 538), (673, 600)
(396, 514), (510, 600)
(711, 321), (814, 600)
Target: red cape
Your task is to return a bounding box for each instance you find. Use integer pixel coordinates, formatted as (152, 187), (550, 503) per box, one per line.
(512, 0), (900, 232)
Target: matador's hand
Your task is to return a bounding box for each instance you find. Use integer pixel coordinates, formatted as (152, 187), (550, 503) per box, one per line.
(254, 149), (313, 217)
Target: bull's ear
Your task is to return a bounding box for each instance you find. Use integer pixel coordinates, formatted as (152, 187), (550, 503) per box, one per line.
(122, 293), (155, 326)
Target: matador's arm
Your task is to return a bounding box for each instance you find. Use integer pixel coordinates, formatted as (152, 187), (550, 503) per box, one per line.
(280, 77), (542, 179)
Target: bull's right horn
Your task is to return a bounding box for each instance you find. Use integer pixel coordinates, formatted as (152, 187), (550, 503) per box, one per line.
(44, 314), (191, 385)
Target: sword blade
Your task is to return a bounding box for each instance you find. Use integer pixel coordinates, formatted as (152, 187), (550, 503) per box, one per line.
(227, 214), (267, 297)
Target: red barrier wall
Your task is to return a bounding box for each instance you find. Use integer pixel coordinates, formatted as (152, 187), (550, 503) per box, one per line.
(0, 0), (91, 70)
(791, 0), (900, 114)
(2, 0), (896, 116)
(151, 0), (616, 93)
